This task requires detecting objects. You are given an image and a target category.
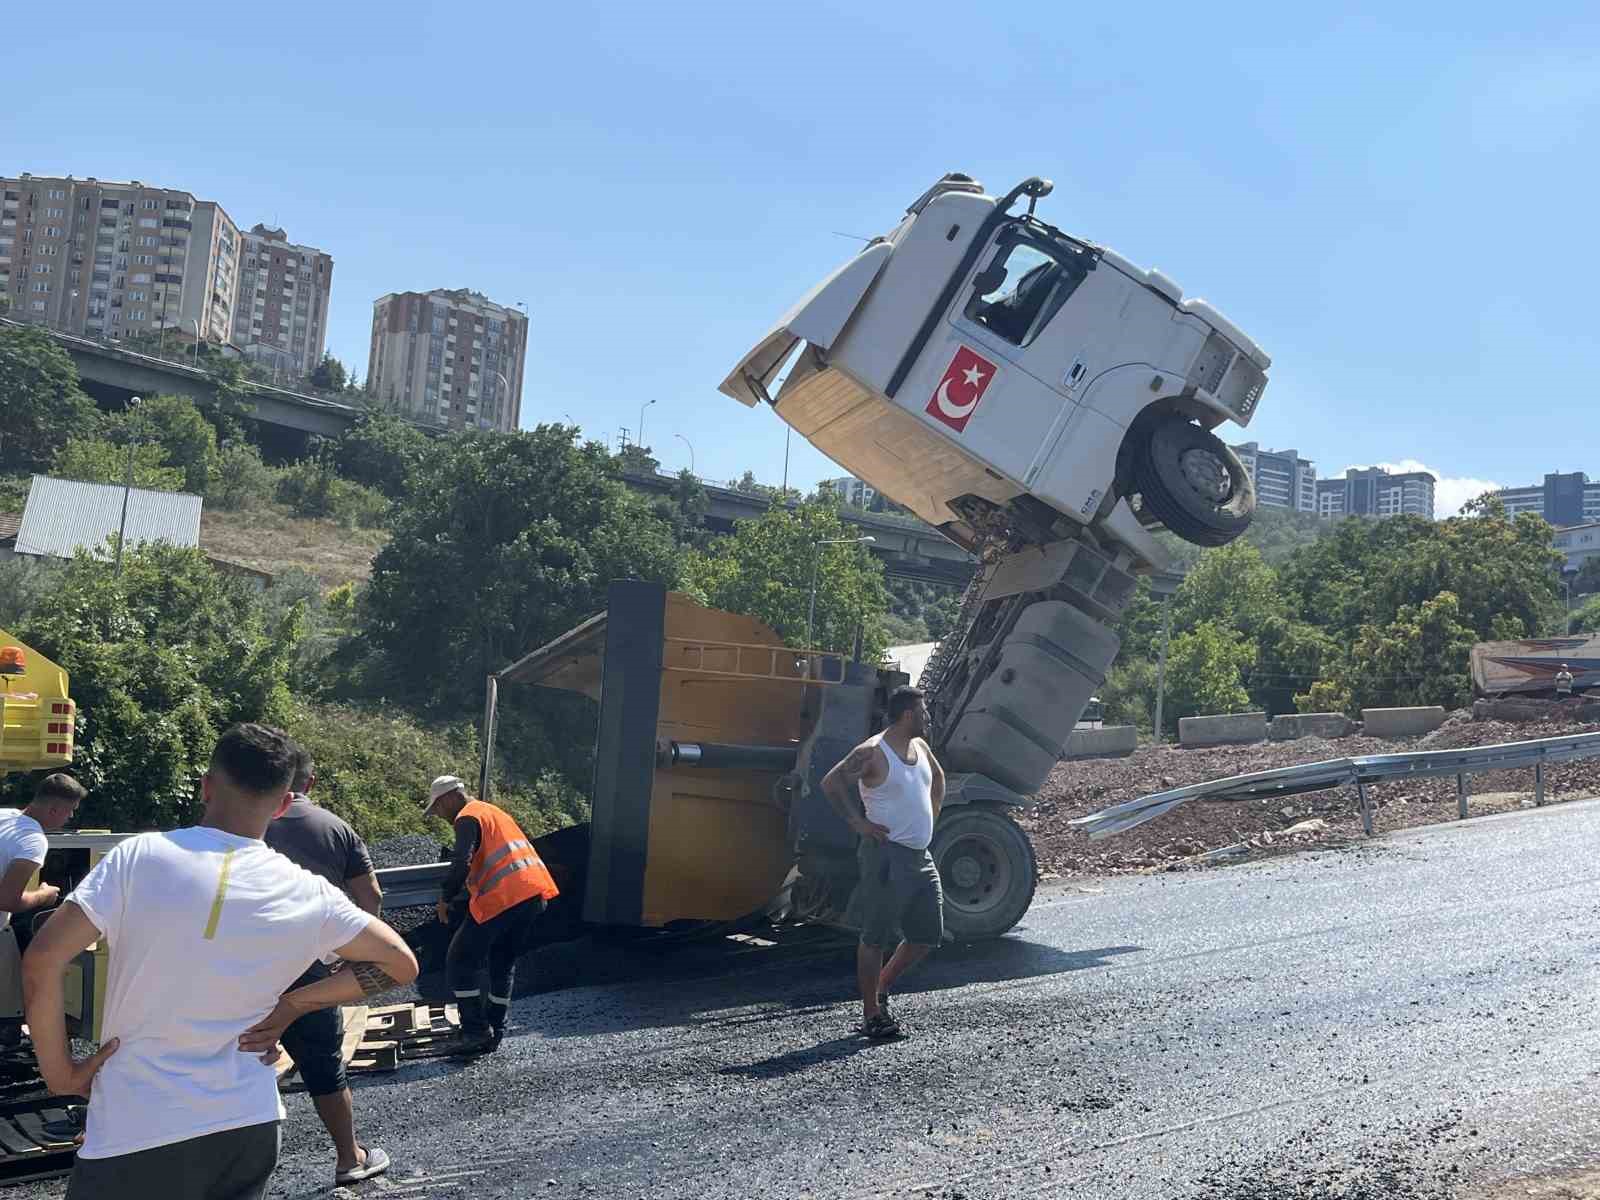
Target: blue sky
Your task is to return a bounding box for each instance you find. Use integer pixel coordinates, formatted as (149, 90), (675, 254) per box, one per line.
(7, 1), (1599, 513)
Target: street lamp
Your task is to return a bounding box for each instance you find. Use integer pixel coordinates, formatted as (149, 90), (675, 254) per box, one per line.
(806, 535), (875, 651)
(189, 318), (201, 366)
(495, 372), (513, 432)
(113, 396), (142, 578)
(675, 433), (695, 476)
(637, 398), (656, 449)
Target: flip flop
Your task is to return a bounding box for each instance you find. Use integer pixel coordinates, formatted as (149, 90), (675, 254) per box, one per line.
(335, 1145), (391, 1185)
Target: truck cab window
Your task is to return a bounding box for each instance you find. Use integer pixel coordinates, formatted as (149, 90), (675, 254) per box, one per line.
(965, 236), (1087, 347)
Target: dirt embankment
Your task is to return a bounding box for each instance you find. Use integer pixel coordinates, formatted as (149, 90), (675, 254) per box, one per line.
(1018, 708), (1600, 880)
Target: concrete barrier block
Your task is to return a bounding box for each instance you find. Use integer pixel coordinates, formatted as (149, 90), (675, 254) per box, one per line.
(1179, 712), (1268, 748)
(1062, 725), (1139, 760)
(1269, 712), (1357, 741)
(1361, 706), (1447, 737)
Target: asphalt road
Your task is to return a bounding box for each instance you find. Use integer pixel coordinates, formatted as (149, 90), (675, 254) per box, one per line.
(22, 798), (1600, 1199)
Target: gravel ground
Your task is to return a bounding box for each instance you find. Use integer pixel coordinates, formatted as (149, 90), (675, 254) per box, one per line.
(1020, 710), (1600, 879)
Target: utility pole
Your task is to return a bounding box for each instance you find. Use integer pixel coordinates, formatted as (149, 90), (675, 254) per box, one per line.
(1153, 594), (1172, 742)
(114, 396), (142, 578)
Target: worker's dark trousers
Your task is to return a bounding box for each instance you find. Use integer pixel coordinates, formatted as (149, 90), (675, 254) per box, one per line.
(445, 896), (547, 1032)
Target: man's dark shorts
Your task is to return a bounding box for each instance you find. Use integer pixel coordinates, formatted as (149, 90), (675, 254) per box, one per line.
(857, 838), (944, 950)
(68, 1120), (280, 1200)
(277, 962), (346, 1097)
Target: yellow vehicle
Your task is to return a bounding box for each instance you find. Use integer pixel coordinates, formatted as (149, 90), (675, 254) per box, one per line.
(0, 630), (110, 1044)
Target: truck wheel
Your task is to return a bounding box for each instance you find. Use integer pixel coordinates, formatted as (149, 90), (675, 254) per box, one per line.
(1133, 416), (1254, 547)
(930, 805), (1038, 940)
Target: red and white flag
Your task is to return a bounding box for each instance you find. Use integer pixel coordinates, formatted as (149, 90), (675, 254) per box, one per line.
(925, 345), (997, 433)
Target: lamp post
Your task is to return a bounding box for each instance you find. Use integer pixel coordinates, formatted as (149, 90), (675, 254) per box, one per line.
(189, 318), (201, 366)
(807, 535), (875, 651)
(675, 433), (695, 476)
(114, 396), (142, 578)
(637, 398), (656, 449)
(495, 372), (512, 432)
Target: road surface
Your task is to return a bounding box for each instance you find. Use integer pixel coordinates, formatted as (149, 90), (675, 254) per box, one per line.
(23, 798), (1600, 1198)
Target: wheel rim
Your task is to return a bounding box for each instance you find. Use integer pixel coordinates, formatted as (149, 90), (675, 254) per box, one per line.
(938, 831), (1014, 916)
(1178, 447), (1233, 503)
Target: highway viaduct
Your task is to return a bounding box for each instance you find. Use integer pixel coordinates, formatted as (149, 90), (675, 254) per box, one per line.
(9, 320), (975, 586)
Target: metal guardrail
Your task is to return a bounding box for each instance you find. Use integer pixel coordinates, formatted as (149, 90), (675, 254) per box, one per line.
(1071, 729), (1600, 840)
(375, 863), (449, 909)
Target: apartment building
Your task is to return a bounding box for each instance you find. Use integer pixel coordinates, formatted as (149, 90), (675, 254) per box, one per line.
(1493, 472), (1600, 528)
(823, 476), (879, 509)
(1, 174), (238, 344)
(1315, 466), (1436, 519)
(1230, 442), (1316, 512)
(232, 224), (334, 379)
(367, 289), (528, 431)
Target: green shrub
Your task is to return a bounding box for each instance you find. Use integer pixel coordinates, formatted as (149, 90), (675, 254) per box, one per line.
(208, 441), (277, 511)
(275, 458), (389, 529)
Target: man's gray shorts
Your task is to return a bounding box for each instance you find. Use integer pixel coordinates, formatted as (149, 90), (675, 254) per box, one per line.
(68, 1119), (280, 1200)
(857, 838), (944, 950)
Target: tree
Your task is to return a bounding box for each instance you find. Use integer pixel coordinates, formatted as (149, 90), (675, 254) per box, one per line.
(1573, 557), (1600, 600)
(105, 394), (216, 494)
(682, 497), (891, 658)
(331, 413), (435, 500)
(0, 324), (101, 472)
(1160, 621), (1255, 734)
(1171, 541), (1287, 642)
(309, 353), (349, 392)
(1571, 595), (1600, 634)
(616, 443), (659, 474)
(356, 426), (682, 715)
(53, 438), (184, 491)
(1304, 591), (1478, 714)
(1, 544), (299, 827)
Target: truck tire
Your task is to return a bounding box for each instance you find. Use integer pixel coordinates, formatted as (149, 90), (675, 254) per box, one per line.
(930, 805), (1037, 940)
(1133, 417), (1254, 547)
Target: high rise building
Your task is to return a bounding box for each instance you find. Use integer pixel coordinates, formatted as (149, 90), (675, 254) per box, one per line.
(1492, 472), (1600, 527)
(1, 174), (239, 345)
(367, 289), (528, 431)
(232, 225), (334, 380)
(1230, 442), (1316, 512)
(1315, 466), (1436, 519)
(823, 476), (879, 509)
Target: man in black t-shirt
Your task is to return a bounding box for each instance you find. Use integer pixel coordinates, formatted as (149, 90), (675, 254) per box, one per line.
(264, 746), (389, 1187)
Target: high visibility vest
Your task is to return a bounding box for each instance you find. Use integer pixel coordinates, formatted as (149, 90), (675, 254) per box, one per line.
(460, 799), (559, 923)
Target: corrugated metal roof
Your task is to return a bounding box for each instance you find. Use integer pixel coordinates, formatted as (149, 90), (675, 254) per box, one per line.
(15, 475), (201, 560)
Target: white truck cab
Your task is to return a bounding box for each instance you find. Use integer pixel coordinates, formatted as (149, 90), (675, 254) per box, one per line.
(722, 173), (1271, 566)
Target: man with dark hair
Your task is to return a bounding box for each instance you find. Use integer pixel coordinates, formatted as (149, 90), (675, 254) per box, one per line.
(0, 774), (84, 1047)
(821, 685), (946, 1039)
(23, 723), (418, 1200)
(424, 775), (559, 1056)
(263, 743), (389, 1185)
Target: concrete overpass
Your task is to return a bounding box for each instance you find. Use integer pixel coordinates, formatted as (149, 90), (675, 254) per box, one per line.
(620, 471), (977, 586)
(5, 318), (366, 442)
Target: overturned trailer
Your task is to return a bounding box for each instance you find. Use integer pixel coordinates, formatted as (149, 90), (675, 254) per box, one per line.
(479, 582), (1040, 941)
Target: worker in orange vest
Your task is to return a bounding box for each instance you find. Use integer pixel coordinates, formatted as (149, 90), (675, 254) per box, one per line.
(424, 776), (559, 1056)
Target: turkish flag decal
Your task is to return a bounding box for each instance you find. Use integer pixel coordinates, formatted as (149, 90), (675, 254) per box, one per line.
(925, 345), (998, 433)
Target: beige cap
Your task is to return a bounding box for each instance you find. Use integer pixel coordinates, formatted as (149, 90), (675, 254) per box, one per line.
(424, 775), (466, 814)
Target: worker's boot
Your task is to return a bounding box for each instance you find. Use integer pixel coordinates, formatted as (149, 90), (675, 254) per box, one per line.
(487, 996), (510, 1052)
(447, 995), (496, 1058)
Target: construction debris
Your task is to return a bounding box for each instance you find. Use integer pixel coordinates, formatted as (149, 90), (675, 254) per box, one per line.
(1018, 712), (1600, 878)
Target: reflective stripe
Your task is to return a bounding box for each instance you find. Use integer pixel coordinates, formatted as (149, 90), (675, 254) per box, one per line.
(487, 994), (510, 1007)
(453, 989), (481, 998)
(467, 839), (531, 889)
(203, 850), (235, 941)
(477, 856), (534, 897)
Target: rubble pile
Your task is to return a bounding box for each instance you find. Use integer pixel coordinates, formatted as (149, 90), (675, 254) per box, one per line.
(1019, 711), (1600, 880)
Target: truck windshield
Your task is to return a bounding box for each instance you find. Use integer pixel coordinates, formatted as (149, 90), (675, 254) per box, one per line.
(964, 226), (1093, 347)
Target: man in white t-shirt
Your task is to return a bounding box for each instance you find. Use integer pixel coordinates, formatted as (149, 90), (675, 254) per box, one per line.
(22, 723), (419, 1200)
(0, 774), (83, 1048)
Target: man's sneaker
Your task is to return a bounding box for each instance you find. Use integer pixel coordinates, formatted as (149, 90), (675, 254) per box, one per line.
(862, 1011), (905, 1041)
(878, 992), (891, 1019)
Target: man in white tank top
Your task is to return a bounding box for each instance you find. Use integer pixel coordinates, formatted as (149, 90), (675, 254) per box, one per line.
(822, 686), (946, 1039)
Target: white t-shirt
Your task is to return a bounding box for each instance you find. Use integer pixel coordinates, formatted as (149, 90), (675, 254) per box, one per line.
(0, 808), (48, 932)
(68, 826), (372, 1159)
